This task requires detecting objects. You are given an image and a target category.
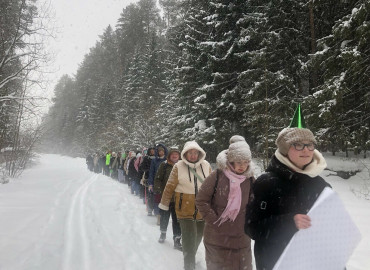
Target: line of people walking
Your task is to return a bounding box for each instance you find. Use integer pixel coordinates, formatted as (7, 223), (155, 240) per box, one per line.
(84, 105), (334, 270)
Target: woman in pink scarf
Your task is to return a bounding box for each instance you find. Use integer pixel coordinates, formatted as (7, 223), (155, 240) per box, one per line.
(196, 135), (254, 270)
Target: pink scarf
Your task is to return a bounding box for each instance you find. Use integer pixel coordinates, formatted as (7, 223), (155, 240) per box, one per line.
(214, 169), (246, 226)
(134, 156), (142, 172)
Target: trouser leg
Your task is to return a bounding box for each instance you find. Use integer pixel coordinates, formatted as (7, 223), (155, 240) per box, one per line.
(179, 219), (205, 270)
(147, 189), (154, 214)
(170, 202), (181, 238)
(160, 208), (171, 233)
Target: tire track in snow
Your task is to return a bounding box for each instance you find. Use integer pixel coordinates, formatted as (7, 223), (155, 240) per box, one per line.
(62, 174), (98, 270)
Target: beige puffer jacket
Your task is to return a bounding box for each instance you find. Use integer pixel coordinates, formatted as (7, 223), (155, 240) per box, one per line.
(159, 141), (212, 220)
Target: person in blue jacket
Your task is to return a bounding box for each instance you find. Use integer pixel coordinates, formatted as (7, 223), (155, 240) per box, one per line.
(148, 144), (168, 222)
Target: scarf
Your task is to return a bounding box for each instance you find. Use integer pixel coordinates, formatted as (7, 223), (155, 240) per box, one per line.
(214, 168), (246, 226)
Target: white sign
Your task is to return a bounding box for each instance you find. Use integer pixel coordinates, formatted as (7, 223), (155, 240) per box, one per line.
(273, 187), (361, 270)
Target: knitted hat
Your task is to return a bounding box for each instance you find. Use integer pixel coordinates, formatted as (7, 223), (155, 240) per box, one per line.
(229, 135), (246, 144)
(227, 137), (252, 163)
(167, 147), (181, 158)
(276, 104), (317, 156)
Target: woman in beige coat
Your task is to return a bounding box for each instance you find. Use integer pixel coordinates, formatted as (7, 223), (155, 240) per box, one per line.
(159, 141), (212, 270)
(196, 136), (254, 270)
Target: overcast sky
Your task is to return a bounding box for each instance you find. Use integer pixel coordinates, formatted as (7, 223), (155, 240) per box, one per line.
(44, 0), (138, 97)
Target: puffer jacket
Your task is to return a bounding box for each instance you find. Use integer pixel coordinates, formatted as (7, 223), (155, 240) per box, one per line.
(196, 149), (254, 249)
(159, 141), (212, 220)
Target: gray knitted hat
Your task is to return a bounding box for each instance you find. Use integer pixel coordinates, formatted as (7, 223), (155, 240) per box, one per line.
(229, 135), (246, 144)
(227, 137), (252, 162)
(276, 128), (317, 156)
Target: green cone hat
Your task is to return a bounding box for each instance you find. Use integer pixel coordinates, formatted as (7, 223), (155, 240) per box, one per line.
(289, 103), (306, 128)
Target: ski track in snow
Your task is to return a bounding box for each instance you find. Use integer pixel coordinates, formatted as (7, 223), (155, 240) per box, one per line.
(62, 173), (98, 270)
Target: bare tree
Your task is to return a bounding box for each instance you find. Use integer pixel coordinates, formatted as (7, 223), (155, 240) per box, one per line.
(0, 0), (54, 180)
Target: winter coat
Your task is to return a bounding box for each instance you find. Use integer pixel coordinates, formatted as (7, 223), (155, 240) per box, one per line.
(111, 156), (120, 170)
(86, 155), (93, 164)
(139, 147), (155, 180)
(123, 155), (131, 174)
(148, 144), (168, 186)
(93, 155), (99, 166)
(159, 141), (212, 220)
(105, 153), (111, 166)
(128, 157), (139, 180)
(245, 150), (330, 270)
(153, 161), (174, 194)
(196, 149), (254, 250)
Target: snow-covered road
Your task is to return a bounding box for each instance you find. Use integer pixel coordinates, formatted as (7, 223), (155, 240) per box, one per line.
(0, 154), (195, 270)
(0, 154), (369, 270)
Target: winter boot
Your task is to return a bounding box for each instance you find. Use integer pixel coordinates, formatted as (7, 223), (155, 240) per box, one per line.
(158, 232), (166, 243)
(173, 236), (182, 251)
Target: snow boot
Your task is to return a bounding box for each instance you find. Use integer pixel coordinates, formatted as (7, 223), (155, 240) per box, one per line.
(158, 232), (166, 243)
(173, 236), (182, 251)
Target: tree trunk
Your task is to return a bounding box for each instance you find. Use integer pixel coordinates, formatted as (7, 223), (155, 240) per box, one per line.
(309, 0), (318, 89)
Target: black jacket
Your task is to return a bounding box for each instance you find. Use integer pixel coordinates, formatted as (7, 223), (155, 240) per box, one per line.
(245, 155), (331, 270)
(128, 157), (139, 180)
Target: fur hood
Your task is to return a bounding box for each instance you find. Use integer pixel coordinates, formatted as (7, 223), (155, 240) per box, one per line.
(216, 149), (254, 178)
(181, 141), (206, 168)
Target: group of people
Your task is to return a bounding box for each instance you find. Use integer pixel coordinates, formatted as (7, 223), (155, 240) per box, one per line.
(85, 105), (334, 270)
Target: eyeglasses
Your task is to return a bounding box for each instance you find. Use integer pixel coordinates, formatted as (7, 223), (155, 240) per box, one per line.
(291, 142), (315, 151)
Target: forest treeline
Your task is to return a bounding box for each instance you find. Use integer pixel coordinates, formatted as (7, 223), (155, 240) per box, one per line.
(42, 0), (369, 162)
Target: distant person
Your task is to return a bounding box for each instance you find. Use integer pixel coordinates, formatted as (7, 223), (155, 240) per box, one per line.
(139, 147), (156, 211)
(86, 154), (93, 171)
(93, 153), (99, 173)
(104, 151), (112, 176)
(148, 144), (168, 223)
(245, 105), (331, 270)
(154, 147), (182, 250)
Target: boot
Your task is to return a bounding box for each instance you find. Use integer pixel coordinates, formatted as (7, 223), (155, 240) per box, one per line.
(174, 236), (182, 251)
(156, 215), (161, 226)
(158, 232), (166, 243)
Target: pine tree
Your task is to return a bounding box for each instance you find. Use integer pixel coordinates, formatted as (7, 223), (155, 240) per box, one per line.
(307, 0), (370, 157)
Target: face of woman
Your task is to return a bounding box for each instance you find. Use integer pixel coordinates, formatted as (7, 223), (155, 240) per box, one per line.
(287, 140), (315, 169)
(169, 152), (180, 163)
(232, 160), (250, 174)
(185, 149), (200, 163)
(158, 149), (165, 157)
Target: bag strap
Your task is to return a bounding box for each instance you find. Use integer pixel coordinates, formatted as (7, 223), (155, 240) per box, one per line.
(188, 166), (205, 183)
(211, 169), (219, 201)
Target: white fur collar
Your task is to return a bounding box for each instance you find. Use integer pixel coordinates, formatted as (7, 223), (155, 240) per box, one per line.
(275, 149), (327, 178)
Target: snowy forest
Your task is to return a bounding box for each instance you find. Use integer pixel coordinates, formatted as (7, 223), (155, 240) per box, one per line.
(2, 0), (369, 165)
(0, 0), (50, 180)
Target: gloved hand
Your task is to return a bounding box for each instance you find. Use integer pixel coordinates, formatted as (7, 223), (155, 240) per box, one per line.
(148, 185), (153, 192)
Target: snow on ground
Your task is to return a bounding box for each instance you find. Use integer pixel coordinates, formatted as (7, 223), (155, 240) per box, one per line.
(0, 153), (369, 270)
(0, 154), (193, 270)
